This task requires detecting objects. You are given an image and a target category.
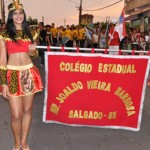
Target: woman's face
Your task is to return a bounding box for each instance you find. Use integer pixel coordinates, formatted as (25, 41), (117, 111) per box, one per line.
(12, 9), (24, 26)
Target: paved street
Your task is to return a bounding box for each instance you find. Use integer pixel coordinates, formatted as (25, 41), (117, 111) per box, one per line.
(0, 56), (150, 150)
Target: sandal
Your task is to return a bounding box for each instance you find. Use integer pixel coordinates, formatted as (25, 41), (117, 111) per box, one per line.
(22, 145), (30, 150)
(13, 146), (21, 150)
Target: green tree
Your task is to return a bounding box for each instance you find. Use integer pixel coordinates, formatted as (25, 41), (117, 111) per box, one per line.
(27, 16), (38, 25)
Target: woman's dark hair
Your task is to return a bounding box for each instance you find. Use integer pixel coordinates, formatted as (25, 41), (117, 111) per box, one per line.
(39, 22), (44, 27)
(6, 3), (34, 43)
(46, 24), (51, 28)
(1, 23), (6, 26)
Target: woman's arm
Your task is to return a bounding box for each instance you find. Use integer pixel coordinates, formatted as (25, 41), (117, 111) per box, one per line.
(0, 38), (7, 67)
(0, 38), (10, 98)
(28, 31), (39, 57)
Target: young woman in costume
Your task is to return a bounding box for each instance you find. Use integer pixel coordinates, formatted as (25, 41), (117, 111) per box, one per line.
(0, 0), (43, 150)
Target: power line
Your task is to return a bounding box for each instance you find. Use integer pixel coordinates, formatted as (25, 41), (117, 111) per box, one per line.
(68, 0), (79, 5)
(83, 0), (123, 12)
(84, 0), (111, 9)
(67, 0), (83, 25)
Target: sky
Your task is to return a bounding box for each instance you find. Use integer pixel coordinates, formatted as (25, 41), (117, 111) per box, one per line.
(4, 0), (124, 27)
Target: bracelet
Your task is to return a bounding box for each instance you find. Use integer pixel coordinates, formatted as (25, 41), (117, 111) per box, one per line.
(29, 49), (39, 58)
(2, 84), (7, 87)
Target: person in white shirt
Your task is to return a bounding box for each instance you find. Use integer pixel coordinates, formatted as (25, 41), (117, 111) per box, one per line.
(92, 30), (99, 48)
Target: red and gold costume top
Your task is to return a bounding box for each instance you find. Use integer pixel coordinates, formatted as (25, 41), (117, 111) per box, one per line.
(0, 30), (38, 54)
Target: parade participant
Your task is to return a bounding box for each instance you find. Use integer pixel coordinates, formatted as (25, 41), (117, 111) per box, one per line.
(139, 32), (146, 51)
(131, 28), (140, 50)
(59, 26), (66, 46)
(37, 22), (47, 67)
(70, 24), (76, 46)
(75, 26), (80, 47)
(50, 23), (58, 46)
(0, 1), (43, 150)
(0, 23), (6, 32)
(99, 27), (107, 49)
(64, 25), (73, 48)
(78, 25), (85, 48)
(94, 23), (101, 33)
(57, 25), (65, 46)
(92, 29), (99, 48)
(108, 19), (120, 55)
(145, 32), (150, 50)
(45, 24), (52, 46)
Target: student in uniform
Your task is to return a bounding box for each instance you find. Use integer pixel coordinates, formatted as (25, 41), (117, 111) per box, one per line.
(0, 1), (43, 149)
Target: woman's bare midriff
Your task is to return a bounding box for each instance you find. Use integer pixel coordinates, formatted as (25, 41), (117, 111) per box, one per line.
(7, 52), (32, 66)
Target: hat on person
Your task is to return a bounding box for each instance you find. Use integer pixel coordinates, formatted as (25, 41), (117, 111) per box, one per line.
(8, 0), (24, 12)
(110, 19), (117, 24)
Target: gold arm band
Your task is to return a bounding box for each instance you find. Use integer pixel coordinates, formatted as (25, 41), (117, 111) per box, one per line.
(0, 67), (7, 85)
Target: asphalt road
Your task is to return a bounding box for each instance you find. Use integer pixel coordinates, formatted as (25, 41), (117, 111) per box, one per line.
(0, 56), (150, 150)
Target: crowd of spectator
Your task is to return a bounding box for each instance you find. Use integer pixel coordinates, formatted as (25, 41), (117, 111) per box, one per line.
(32, 22), (150, 52)
(1, 22), (150, 52)
(1, 21), (150, 56)
(120, 27), (150, 51)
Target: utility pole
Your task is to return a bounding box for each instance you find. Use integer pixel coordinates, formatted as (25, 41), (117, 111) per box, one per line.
(64, 19), (66, 28)
(1, 0), (5, 23)
(0, 0), (3, 23)
(79, 0), (82, 25)
(68, 0), (82, 25)
(42, 16), (44, 23)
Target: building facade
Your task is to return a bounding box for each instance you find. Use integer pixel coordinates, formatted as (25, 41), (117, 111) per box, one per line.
(81, 14), (94, 25)
(125, 0), (150, 32)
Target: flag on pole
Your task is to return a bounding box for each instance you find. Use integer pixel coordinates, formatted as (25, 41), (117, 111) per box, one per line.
(87, 23), (94, 30)
(105, 22), (109, 37)
(84, 27), (93, 41)
(115, 7), (127, 41)
(84, 27), (93, 46)
(62, 36), (70, 45)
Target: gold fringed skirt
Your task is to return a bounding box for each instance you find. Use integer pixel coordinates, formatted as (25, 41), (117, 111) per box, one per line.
(3, 63), (43, 97)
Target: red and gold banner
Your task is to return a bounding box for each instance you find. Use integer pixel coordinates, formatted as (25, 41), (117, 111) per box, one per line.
(43, 52), (150, 131)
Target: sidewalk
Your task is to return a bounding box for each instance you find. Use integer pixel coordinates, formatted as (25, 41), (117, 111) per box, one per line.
(0, 56), (150, 150)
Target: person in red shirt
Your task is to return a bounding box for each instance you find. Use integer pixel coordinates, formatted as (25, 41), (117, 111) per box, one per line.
(108, 19), (120, 55)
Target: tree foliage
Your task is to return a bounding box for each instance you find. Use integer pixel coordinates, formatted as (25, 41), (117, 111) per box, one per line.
(27, 16), (38, 25)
